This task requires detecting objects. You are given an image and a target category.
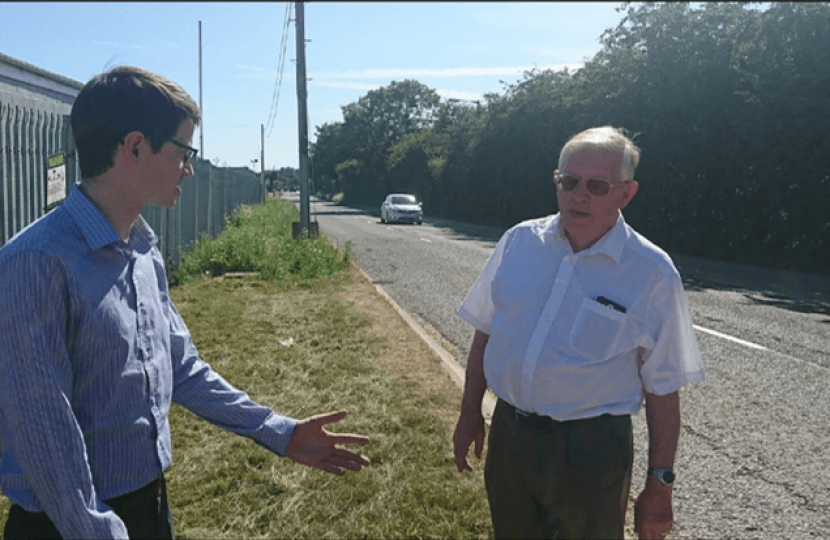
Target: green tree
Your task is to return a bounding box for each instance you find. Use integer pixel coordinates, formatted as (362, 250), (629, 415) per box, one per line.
(339, 80), (441, 204)
(729, 2), (830, 269)
(308, 2), (829, 274)
(310, 122), (349, 198)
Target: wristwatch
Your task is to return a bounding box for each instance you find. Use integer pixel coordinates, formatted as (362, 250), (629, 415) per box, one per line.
(648, 467), (675, 486)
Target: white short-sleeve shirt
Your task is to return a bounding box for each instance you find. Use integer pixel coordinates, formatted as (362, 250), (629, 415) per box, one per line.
(458, 212), (705, 421)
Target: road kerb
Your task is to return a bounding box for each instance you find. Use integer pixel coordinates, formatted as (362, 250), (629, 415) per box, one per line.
(357, 267), (497, 424)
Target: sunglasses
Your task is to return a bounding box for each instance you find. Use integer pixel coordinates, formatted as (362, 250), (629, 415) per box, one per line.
(554, 172), (627, 196)
(168, 138), (199, 164)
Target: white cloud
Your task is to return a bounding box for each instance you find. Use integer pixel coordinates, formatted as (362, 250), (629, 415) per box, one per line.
(238, 64), (583, 85)
(434, 88), (486, 102)
(91, 40), (150, 52)
(237, 64), (270, 74)
(236, 64), (273, 81)
(309, 80), (385, 92)
(312, 64), (580, 80)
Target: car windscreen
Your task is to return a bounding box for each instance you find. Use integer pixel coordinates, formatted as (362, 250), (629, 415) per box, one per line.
(391, 196), (416, 205)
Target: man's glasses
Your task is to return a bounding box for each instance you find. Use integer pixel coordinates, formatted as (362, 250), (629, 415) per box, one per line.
(554, 172), (627, 197)
(168, 138), (199, 164)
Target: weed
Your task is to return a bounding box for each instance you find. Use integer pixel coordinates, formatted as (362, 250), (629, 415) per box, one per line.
(171, 200), (349, 286)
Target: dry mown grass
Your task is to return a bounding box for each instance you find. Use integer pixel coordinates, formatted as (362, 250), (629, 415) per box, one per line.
(163, 265), (493, 539)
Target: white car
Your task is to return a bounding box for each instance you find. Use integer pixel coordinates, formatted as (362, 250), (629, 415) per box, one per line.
(380, 193), (423, 225)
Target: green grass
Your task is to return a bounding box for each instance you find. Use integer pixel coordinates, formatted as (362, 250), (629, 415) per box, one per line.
(172, 199), (350, 286)
(0, 199), (493, 539)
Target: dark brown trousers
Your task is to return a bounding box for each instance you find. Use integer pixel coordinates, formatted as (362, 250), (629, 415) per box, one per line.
(4, 475), (174, 540)
(485, 399), (634, 540)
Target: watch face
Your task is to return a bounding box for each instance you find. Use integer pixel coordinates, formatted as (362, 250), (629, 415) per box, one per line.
(650, 468), (675, 485)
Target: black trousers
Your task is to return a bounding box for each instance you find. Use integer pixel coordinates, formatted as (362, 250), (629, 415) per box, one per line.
(485, 399), (634, 540)
(4, 475), (174, 540)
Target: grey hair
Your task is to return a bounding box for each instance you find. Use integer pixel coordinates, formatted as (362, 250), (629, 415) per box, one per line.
(558, 126), (640, 181)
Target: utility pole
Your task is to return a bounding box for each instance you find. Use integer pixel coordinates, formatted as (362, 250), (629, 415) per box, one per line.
(295, 1), (310, 234)
(198, 21), (204, 157)
(261, 123), (265, 200)
(198, 21), (205, 236)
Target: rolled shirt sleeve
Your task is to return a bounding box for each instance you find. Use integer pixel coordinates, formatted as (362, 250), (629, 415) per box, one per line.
(0, 251), (129, 539)
(457, 231), (510, 335)
(639, 273), (706, 395)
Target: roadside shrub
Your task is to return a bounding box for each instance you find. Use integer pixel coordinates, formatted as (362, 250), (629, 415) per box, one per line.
(171, 200), (350, 286)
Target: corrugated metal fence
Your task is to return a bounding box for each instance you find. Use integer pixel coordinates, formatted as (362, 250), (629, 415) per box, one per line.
(143, 161), (264, 270)
(0, 52), (264, 271)
(0, 52), (81, 245)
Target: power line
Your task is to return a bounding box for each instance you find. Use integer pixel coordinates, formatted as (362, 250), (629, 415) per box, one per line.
(265, 2), (293, 136)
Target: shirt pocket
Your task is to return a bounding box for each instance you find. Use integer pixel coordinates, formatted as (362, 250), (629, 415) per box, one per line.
(569, 297), (627, 363)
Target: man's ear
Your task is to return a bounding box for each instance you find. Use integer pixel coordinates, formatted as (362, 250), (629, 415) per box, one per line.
(122, 131), (145, 162)
(619, 180), (639, 209)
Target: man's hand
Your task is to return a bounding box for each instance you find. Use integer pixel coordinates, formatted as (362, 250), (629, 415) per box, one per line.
(286, 410), (370, 476)
(452, 410), (485, 472)
(634, 477), (673, 540)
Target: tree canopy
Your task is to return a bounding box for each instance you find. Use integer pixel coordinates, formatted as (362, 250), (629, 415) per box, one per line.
(310, 2), (830, 275)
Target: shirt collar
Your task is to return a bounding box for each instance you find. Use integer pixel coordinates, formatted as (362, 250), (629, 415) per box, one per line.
(65, 184), (157, 252)
(545, 211), (627, 264)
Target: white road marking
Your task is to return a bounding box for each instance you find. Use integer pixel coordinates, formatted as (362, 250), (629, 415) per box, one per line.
(420, 238), (432, 243)
(693, 325), (768, 350)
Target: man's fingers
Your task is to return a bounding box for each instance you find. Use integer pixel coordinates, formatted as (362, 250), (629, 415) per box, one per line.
(635, 513), (672, 539)
(319, 463), (347, 476)
(312, 410), (348, 426)
(330, 433), (370, 446)
(332, 447), (370, 466)
(329, 453), (369, 471)
(637, 524), (671, 540)
(454, 440), (472, 472)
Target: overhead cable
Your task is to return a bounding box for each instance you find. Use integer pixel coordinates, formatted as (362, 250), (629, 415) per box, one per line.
(266, 2), (293, 136)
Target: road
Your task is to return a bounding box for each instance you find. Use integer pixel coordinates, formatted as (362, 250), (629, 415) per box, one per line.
(294, 195), (830, 539)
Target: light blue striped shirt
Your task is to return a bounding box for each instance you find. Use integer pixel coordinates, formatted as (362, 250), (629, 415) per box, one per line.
(0, 183), (297, 539)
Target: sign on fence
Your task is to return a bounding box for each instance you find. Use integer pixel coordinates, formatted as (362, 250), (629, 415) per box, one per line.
(46, 153), (67, 210)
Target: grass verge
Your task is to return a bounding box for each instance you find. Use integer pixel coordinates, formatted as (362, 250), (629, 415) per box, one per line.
(164, 266), (492, 539)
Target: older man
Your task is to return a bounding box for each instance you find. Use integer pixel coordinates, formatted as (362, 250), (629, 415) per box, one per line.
(453, 126), (704, 539)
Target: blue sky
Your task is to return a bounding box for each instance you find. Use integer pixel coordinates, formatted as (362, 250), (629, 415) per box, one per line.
(0, 2), (630, 170)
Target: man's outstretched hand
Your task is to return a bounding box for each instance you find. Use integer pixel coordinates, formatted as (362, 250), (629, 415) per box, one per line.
(286, 410), (370, 476)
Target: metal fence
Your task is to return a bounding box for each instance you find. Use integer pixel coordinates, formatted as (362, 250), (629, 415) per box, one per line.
(0, 52), (82, 245)
(142, 161), (265, 270)
(0, 51), (265, 271)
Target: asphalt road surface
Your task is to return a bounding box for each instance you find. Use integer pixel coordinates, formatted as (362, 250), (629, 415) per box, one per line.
(292, 195), (830, 539)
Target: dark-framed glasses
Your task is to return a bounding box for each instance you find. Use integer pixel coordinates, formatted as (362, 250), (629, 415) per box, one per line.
(168, 138), (199, 164)
(555, 172), (627, 197)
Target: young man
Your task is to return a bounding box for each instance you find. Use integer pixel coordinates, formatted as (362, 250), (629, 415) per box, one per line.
(0, 66), (370, 539)
(453, 126), (705, 539)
